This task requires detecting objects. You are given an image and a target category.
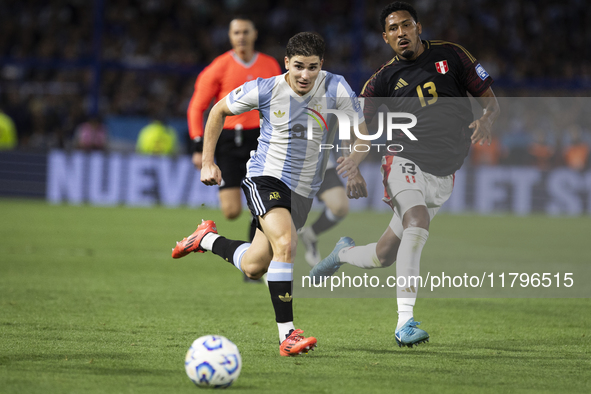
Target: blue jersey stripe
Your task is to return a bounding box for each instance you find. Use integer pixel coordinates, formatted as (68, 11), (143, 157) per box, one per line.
(246, 77), (276, 177)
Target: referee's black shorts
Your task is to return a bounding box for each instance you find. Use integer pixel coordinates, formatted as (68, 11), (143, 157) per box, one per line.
(241, 176), (313, 231)
(215, 128), (259, 190)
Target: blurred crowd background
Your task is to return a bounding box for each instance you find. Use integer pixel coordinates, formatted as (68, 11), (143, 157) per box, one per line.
(0, 0), (590, 169)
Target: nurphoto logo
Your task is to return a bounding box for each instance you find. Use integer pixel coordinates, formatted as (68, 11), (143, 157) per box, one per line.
(307, 105), (418, 154)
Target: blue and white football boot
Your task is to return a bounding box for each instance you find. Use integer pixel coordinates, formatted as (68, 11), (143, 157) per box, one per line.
(309, 237), (355, 284)
(395, 317), (429, 348)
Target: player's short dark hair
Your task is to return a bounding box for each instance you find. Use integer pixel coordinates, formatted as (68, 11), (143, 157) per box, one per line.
(380, 2), (419, 31)
(285, 32), (325, 60)
(229, 16), (255, 28)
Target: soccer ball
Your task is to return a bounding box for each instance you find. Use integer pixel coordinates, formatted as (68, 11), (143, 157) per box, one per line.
(184, 335), (242, 388)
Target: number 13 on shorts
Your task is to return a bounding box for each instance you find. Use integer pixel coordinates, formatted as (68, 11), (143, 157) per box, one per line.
(401, 163), (417, 183)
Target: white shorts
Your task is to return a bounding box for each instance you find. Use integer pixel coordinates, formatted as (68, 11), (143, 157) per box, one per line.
(380, 156), (454, 237)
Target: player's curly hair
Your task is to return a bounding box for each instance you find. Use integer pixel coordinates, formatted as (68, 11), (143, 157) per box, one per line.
(380, 1), (419, 31)
(285, 32), (325, 60)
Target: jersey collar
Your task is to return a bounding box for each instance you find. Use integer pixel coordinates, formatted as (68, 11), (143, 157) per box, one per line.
(230, 50), (259, 68)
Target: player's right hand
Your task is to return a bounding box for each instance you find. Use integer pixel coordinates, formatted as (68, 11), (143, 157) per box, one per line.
(346, 172), (367, 199)
(469, 117), (493, 146)
(192, 152), (203, 170)
(200, 163), (222, 186)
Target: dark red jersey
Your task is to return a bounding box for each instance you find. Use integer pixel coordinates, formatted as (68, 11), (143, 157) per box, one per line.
(361, 40), (493, 176)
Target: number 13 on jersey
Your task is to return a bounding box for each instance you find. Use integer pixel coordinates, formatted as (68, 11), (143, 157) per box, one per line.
(416, 82), (438, 107)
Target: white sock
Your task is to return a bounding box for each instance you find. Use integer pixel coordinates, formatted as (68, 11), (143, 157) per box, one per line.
(397, 310), (413, 330)
(277, 321), (295, 342)
(396, 227), (429, 330)
(232, 243), (250, 272)
(200, 233), (220, 251)
(338, 243), (382, 269)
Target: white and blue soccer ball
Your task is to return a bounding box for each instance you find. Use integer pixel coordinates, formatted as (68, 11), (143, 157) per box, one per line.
(184, 335), (242, 389)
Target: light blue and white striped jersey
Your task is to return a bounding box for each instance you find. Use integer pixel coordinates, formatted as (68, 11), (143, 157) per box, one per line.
(226, 70), (364, 198)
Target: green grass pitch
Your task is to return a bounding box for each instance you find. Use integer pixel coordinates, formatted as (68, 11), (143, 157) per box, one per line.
(1, 199), (589, 393)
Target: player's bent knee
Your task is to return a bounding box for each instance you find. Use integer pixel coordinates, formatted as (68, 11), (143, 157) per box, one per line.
(330, 204), (349, 219)
(242, 263), (266, 280)
(244, 269), (264, 280)
(224, 211), (241, 220)
(221, 206), (242, 220)
(380, 259), (395, 268)
(272, 234), (296, 262)
(402, 208), (430, 230)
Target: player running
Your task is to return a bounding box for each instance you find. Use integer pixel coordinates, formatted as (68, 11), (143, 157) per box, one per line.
(310, 1), (500, 348)
(173, 32), (368, 356)
(187, 18), (281, 242)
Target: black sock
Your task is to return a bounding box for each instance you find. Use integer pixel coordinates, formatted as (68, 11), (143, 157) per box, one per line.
(211, 237), (247, 265)
(311, 208), (341, 235)
(268, 281), (293, 323)
(248, 215), (257, 242)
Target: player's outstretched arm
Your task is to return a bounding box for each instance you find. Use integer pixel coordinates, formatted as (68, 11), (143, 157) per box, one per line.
(201, 98), (234, 186)
(470, 87), (500, 146)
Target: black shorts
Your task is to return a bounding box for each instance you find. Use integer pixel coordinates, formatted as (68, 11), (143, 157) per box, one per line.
(316, 167), (344, 199)
(241, 176), (313, 231)
(215, 128), (259, 190)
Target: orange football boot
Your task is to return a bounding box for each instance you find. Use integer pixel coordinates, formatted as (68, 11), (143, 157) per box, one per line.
(279, 329), (317, 356)
(172, 220), (217, 259)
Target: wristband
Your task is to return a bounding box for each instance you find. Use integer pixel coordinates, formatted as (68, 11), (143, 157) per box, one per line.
(193, 137), (203, 153)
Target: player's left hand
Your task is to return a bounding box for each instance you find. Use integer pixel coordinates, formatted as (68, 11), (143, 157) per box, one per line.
(336, 156), (360, 179)
(346, 172), (367, 199)
(469, 116), (493, 145)
(201, 162), (222, 186)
